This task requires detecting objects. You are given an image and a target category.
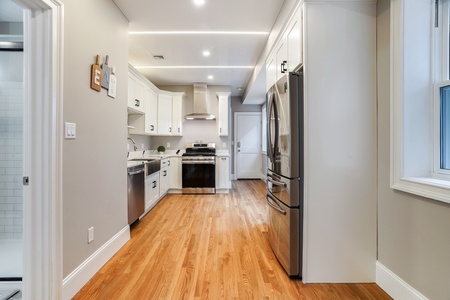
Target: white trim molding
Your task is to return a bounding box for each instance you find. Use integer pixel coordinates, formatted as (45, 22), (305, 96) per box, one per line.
(62, 226), (130, 300)
(17, 0), (65, 299)
(376, 262), (428, 300)
(390, 0), (450, 204)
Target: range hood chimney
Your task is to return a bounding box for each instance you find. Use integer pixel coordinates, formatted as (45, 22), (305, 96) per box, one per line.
(185, 83), (216, 120)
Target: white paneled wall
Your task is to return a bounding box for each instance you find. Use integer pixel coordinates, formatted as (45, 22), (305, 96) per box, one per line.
(0, 82), (23, 239)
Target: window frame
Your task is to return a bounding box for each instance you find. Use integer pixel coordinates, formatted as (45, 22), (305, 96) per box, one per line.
(433, 1), (450, 179)
(391, 0), (450, 204)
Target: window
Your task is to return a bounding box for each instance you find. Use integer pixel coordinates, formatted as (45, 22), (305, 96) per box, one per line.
(391, 0), (450, 203)
(437, 81), (450, 171)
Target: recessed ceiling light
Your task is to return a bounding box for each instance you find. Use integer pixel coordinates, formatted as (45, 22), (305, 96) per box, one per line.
(237, 87), (243, 91)
(129, 31), (269, 35)
(208, 75), (213, 80)
(194, 0), (205, 5)
(135, 66), (253, 69)
(203, 51), (210, 57)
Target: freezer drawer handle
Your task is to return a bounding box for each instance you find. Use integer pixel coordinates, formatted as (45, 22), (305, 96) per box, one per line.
(266, 193), (286, 215)
(267, 174), (287, 187)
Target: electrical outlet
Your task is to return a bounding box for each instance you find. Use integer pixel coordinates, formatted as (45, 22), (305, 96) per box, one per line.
(167, 142), (170, 148)
(222, 142), (226, 148)
(88, 227), (94, 244)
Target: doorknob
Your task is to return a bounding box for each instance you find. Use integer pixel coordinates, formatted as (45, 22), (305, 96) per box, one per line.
(237, 141), (241, 147)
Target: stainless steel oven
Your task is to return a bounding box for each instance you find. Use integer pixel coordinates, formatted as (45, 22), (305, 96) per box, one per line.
(182, 143), (216, 194)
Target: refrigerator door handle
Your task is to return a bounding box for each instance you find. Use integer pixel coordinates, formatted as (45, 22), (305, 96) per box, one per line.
(266, 193), (287, 215)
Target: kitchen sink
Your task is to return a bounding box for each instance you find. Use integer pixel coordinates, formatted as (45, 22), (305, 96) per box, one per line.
(129, 158), (161, 176)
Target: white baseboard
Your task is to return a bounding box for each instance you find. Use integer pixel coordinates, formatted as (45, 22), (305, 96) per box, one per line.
(376, 261), (428, 300)
(62, 225), (130, 300)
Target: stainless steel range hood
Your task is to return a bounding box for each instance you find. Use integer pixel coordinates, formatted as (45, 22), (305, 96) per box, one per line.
(185, 83), (216, 120)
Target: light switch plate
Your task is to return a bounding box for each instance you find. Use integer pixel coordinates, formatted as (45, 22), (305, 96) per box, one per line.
(65, 122), (76, 139)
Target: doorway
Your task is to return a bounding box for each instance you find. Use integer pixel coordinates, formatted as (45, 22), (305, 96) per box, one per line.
(0, 0), (24, 291)
(234, 112), (262, 179)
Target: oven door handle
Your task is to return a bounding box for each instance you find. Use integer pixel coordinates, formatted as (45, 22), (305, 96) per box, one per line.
(266, 193), (286, 215)
(182, 161), (215, 165)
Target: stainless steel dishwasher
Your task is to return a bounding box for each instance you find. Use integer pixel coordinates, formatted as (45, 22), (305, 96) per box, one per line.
(127, 163), (145, 225)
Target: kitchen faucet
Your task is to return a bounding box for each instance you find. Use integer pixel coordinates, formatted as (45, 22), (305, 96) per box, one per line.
(127, 137), (138, 151)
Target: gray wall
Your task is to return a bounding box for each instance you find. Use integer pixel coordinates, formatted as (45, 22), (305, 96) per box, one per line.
(62, 0), (129, 278)
(377, 1), (450, 299)
(151, 85), (232, 152)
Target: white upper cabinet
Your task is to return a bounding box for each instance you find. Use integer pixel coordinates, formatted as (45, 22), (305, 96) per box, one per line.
(127, 65), (184, 136)
(266, 55), (276, 91)
(217, 92), (231, 136)
(145, 88), (158, 135)
(127, 73), (145, 113)
(286, 7), (303, 72)
(266, 6), (303, 89)
(157, 92), (173, 135)
(275, 40), (288, 80)
(171, 93), (184, 136)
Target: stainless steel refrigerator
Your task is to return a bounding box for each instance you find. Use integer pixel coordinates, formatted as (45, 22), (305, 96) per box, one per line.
(266, 69), (303, 278)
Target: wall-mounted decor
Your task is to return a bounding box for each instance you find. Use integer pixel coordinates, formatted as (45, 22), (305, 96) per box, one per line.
(90, 55), (102, 92)
(101, 55), (111, 89)
(108, 66), (117, 98)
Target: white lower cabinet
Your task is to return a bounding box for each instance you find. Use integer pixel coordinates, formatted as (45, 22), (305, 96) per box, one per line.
(160, 158), (170, 196)
(169, 156), (181, 191)
(216, 156), (230, 193)
(145, 171), (160, 211)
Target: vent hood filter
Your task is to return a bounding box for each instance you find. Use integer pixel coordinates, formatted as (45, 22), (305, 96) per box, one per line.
(185, 83), (216, 120)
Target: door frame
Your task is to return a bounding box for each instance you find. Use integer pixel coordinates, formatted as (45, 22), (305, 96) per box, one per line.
(233, 112), (262, 180)
(16, 0), (64, 299)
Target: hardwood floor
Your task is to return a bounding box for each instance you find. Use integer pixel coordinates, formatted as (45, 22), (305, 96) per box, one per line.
(73, 180), (391, 300)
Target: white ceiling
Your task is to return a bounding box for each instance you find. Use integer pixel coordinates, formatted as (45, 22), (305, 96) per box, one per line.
(113, 0), (285, 99)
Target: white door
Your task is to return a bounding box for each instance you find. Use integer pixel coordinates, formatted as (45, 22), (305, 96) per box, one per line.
(235, 112), (262, 179)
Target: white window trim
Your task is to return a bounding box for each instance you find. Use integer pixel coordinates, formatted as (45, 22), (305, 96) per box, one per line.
(391, 0), (450, 204)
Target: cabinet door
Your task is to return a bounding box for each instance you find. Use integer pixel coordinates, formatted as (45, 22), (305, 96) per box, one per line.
(160, 167), (170, 195)
(127, 74), (135, 109)
(128, 74), (145, 113)
(286, 7), (303, 71)
(218, 96), (229, 136)
(266, 54), (276, 90)
(275, 41), (288, 81)
(145, 173), (160, 211)
(216, 156), (230, 189)
(145, 88), (158, 135)
(172, 94), (183, 136)
(169, 157), (181, 189)
(157, 93), (173, 135)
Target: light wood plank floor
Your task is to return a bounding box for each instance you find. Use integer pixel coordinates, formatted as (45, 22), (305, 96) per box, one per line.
(74, 180), (391, 300)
